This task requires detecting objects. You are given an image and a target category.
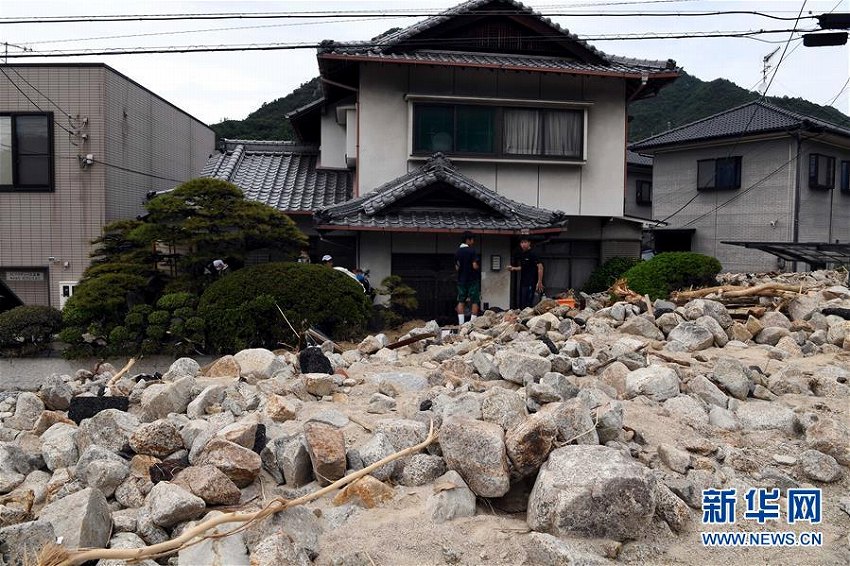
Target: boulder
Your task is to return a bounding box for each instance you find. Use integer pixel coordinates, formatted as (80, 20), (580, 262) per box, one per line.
(233, 348), (287, 383)
(538, 399), (598, 445)
(0, 520), (56, 566)
(139, 376), (194, 422)
(505, 413), (558, 479)
(527, 445), (655, 540)
(332, 475), (394, 509)
(805, 417), (850, 465)
(39, 487), (111, 548)
(439, 417), (510, 498)
(265, 395), (301, 422)
(261, 434), (313, 487)
(619, 316), (664, 340)
(695, 315), (728, 347)
(205, 355), (241, 379)
(145, 482), (206, 528)
(3, 393), (43, 431)
(426, 470), (477, 523)
(736, 401), (798, 435)
(40, 423), (79, 471)
(304, 422), (346, 487)
(525, 532), (607, 565)
(186, 384), (227, 419)
(177, 511), (250, 566)
(658, 444), (691, 474)
(472, 352), (501, 381)
(494, 350), (552, 384)
(712, 357), (751, 400)
(162, 357), (200, 382)
(663, 395), (709, 428)
(173, 465), (242, 505)
(75, 408), (139, 453)
(39, 375), (73, 411)
(75, 445), (129, 497)
(195, 438), (262, 488)
(356, 433), (398, 482)
(667, 323), (714, 352)
(625, 366), (680, 401)
(755, 327), (791, 346)
(129, 419), (184, 458)
(399, 454), (448, 487)
(299, 346), (333, 374)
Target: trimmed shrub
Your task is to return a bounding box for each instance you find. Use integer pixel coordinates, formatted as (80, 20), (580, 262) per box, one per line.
(199, 262), (371, 353)
(583, 256), (642, 294)
(623, 252), (721, 299)
(0, 305), (62, 355)
(370, 275), (418, 330)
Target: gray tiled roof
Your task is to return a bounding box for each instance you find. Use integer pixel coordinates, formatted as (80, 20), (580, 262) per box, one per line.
(318, 0), (676, 76)
(315, 154), (567, 233)
(631, 100), (850, 151)
(202, 140), (352, 213)
(626, 150), (652, 167)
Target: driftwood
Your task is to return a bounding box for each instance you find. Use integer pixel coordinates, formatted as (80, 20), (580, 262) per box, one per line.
(37, 421), (436, 566)
(386, 331), (437, 350)
(672, 282), (808, 302)
(104, 357), (137, 395)
(305, 328), (343, 354)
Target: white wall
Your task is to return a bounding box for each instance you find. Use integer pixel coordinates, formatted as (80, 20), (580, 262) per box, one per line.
(357, 63), (627, 215)
(319, 102), (348, 169)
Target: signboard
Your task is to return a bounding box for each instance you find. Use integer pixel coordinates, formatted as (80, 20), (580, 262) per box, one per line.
(6, 271), (45, 282)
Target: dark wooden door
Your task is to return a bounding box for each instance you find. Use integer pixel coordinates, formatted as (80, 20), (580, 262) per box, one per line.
(392, 253), (457, 324)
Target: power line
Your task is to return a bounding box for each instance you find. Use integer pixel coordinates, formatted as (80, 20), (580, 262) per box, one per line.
(0, 66), (75, 135)
(827, 76), (850, 107)
(7, 66), (72, 119)
(0, 28), (815, 58)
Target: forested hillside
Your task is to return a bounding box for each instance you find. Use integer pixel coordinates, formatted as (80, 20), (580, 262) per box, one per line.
(211, 72), (849, 143)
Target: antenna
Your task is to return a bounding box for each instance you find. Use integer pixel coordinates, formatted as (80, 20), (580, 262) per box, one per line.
(761, 47), (780, 95)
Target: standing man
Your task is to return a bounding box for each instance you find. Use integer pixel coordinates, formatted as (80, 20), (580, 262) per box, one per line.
(508, 237), (544, 309)
(455, 231), (481, 325)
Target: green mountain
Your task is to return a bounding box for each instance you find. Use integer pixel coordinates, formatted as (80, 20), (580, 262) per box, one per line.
(211, 72), (850, 143)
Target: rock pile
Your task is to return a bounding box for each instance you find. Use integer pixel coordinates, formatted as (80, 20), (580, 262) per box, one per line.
(0, 272), (849, 564)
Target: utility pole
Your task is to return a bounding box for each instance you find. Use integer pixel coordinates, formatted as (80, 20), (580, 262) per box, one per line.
(2, 42), (30, 63)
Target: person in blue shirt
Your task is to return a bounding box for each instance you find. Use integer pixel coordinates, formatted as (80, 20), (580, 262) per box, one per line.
(455, 231), (481, 325)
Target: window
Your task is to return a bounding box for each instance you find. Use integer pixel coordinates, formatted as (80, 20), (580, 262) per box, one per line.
(697, 156), (742, 190)
(412, 103), (584, 160)
(841, 161), (850, 193)
(636, 180), (652, 205)
(0, 113), (53, 191)
(809, 153), (836, 190)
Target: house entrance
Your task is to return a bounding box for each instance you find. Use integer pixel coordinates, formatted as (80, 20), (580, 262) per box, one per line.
(392, 253), (458, 325)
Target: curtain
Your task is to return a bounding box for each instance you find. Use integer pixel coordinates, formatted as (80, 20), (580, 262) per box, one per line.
(544, 110), (582, 157)
(504, 109), (540, 155)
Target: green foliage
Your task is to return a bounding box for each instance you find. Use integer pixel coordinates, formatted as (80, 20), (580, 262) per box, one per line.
(371, 275), (418, 330)
(623, 252), (722, 299)
(583, 257), (642, 294)
(630, 72), (850, 142)
(199, 262), (371, 353)
(211, 77), (322, 140)
(0, 305), (62, 355)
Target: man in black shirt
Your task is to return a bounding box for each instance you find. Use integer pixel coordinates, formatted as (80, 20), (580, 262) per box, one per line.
(455, 231), (481, 325)
(508, 237), (543, 309)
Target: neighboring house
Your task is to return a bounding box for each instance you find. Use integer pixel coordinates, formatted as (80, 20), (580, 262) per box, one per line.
(206, 0), (679, 320)
(0, 63), (214, 311)
(630, 100), (850, 272)
(625, 150), (653, 221)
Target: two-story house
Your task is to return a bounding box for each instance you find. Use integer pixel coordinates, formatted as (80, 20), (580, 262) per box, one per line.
(630, 100), (850, 272)
(206, 0), (679, 320)
(0, 63), (214, 311)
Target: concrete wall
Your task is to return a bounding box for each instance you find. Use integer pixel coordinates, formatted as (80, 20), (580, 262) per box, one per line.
(0, 65), (212, 309)
(651, 137), (797, 273)
(625, 165), (652, 220)
(798, 138), (850, 246)
(357, 64), (626, 215)
(319, 101), (347, 170)
(104, 68), (213, 222)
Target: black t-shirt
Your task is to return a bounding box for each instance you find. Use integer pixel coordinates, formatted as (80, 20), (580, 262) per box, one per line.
(455, 245), (480, 284)
(515, 249), (542, 286)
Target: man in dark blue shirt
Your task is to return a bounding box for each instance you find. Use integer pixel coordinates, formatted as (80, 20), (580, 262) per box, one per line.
(455, 231), (481, 325)
(508, 237), (544, 309)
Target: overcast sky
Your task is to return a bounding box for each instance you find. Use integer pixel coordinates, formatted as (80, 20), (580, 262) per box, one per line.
(1, 0), (847, 125)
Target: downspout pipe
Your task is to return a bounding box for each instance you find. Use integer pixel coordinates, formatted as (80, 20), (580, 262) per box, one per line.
(793, 129), (802, 271)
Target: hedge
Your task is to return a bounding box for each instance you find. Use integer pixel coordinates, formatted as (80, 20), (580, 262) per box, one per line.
(198, 262), (371, 353)
(0, 305), (62, 355)
(623, 252), (721, 299)
(583, 256), (642, 294)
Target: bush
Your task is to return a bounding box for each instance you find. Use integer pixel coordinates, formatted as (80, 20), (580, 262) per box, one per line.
(623, 252), (722, 299)
(0, 305), (62, 355)
(583, 256), (642, 294)
(371, 275), (418, 330)
(199, 262), (371, 353)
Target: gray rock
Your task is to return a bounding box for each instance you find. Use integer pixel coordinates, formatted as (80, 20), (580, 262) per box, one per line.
(178, 511), (249, 565)
(130, 419), (184, 458)
(539, 399), (598, 445)
(306, 408), (349, 428)
(440, 417), (510, 498)
(162, 357), (200, 382)
(594, 401), (624, 444)
(480, 389), (527, 431)
(528, 445), (655, 540)
(663, 395), (709, 427)
(426, 470), (477, 523)
(40, 423), (79, 471)
(656, 312), (683, 335)
(3, 393), (43, 431)
(374, 419), (429, 454)
(172, 465), (241, 506)
(195, 438), (262, 488)
(0, 520), (55, 566)
(761, 311), (792, 329)
(658, 444), (691, 474)
(805, 416), (850, 465)
(525, 532), (607, 566)
(505, 413), (558, 479)
(249, 535), (310, 566)
(685, 375), (728, 408)
(186, 384), (227, 419)
(619, 316), (664, 340)
(140, 376), (195, 422)
(668, 323), (714, 352)
(367, 393), (397, 414)
(712, 357), (751, 400)
(495, 350), (552, 384)
(472, 352), (501, 380)
(100, 533), (159, 566)
(39, 487), (111, 548)
(243, 506), (321, 558)
(755, 327), (792, 346)
(736, 401), (798, 435)
(399, 454), (447, 486)
(708, 407), (740, 431)
(541, 372), (579, 400)
(695, 315), (728, 347)
(625, 366), (680, 401)
(262, 434), (313, 487)
(80, 458), (128, 498)
(371, 372), (429, 393)
(75, 408), (140, 454)
(112, 508), (138, 533)
(135, 507), (169, 545)
(39, 375), (73, 411)
(798, 449), (843, 483)
(233, 348), (287, 383)
(357, 433), (398, 482)
(303, 373), (338, 397)
(145, 482), (206, 528)
(654, 480), (692, 533)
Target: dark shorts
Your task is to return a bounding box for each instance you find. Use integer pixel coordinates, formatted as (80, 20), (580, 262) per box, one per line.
(457, 281), (481, 304)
